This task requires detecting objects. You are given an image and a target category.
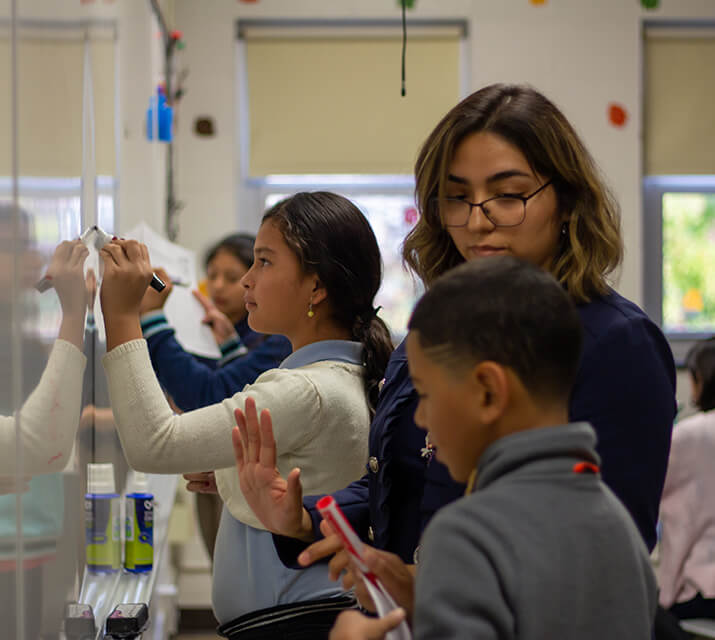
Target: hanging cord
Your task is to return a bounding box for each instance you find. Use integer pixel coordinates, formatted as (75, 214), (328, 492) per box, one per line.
(401, 0), (407, 96)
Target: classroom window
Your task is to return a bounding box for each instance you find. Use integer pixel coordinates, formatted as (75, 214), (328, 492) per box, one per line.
(239, 20), (466, 337)
(642, 26), (715, 344)
(643, 177), (715, 339)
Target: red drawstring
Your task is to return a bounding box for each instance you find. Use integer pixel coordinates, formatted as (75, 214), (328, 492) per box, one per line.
(572, 461), (600, 474)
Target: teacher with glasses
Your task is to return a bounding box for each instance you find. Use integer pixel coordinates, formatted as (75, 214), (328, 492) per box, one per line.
(237, 86), (676, 591)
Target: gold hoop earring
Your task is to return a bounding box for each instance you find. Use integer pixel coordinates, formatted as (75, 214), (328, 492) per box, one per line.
(307, 302), (314, 318)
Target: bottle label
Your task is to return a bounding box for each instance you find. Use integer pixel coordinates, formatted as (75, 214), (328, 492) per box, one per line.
(85, 495), (121, 573)
(124, 495), (154, 572)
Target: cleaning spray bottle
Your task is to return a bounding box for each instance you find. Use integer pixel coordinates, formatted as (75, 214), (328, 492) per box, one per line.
(124, 471), (154, 573)
(85, 463), (121, 573)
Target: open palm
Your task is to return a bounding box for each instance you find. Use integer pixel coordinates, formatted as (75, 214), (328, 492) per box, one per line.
(232, 397), (307, 538)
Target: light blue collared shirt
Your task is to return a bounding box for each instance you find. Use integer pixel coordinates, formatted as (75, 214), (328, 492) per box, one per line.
(212, 340), (363, 623)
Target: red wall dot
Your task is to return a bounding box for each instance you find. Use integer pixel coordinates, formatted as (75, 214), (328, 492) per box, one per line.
(608, 103), (628, 128)
(404, 207), (418, 225)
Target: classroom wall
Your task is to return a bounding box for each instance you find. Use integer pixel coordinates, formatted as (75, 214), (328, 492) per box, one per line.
(171, 0), (715, 305)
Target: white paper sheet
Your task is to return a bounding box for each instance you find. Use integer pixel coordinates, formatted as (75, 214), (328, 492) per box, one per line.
(362, 574), (413, 640)
(124, 222), (221, 360)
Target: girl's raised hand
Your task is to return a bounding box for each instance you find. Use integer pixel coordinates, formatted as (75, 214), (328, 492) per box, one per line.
(46, 239), (90, 317)
(232, 397), (314, 541)
(193, 289), (238, 345)
(99, 238), (154, 319)
(99, 239), (153, 349)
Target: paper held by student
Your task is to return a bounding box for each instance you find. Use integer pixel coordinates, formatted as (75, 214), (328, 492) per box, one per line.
(125, 222), (221, 360)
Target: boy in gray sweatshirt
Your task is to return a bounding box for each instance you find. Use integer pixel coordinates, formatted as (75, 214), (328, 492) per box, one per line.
(329, 256), (656, 639)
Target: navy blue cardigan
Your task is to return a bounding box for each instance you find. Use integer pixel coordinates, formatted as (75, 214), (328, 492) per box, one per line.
(275, 289), (675, 564)
(141, 313), (291, 412)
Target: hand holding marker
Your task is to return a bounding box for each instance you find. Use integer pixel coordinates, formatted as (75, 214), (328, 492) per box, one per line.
(317, 496), (412, 640)
(35, 225), (167, 293)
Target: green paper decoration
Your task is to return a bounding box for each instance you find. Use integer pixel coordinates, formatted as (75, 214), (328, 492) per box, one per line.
(641, 0), (659, 9)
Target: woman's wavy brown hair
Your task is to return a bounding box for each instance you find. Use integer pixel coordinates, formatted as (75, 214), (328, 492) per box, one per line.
(402, 83), (623, 303)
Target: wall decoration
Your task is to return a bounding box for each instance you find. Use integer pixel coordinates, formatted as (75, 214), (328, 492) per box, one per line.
(641, 0), (660, 9)
(529, 0), (548, 5)
(194, 117), (215, 137)
(608, 103), (628, 128)
(404, 206), (418, 225)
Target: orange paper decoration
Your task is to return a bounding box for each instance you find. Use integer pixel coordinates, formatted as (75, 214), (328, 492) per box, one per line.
(608, 103), (628, 128)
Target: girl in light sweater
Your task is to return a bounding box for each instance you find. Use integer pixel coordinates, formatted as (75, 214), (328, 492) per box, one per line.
(658, 337), (715, 621)
(98, 192), (393, 639)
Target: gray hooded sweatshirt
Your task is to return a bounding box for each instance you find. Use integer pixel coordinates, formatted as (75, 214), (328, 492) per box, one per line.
(415, 422), (656, 639)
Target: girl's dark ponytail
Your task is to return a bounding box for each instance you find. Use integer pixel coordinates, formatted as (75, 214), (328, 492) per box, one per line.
(352, 310), (393, 412)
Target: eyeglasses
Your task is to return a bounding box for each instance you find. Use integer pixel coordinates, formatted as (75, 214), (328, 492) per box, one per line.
(432, 180), (552, 228)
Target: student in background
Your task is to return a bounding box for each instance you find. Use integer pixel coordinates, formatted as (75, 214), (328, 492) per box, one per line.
(138, 232), (291, 560)
(234, 84), (676, 571)
(658, 337), (715, 621)
(325, 257), (657, 639)
(99, 192), (393, 639)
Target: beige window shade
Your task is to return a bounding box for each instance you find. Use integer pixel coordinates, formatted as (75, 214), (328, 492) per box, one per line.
(243, 27), (462, 175)
(644, 30), (715, 175)
(0, 28), (115, 177)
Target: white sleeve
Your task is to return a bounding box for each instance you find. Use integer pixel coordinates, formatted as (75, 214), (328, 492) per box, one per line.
(103, 339), (322, 474)
(0, 339), (87, 475)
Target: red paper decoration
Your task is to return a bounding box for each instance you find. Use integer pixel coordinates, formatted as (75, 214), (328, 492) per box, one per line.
(404, 207), (418, 225)
(608, 103), (628, 128)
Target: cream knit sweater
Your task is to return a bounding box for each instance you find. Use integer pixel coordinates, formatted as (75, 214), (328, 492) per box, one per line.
(103, 339), (370, 530)
(0, 339), (87, 475)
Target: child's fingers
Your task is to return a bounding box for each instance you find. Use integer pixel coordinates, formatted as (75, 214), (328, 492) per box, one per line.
(374, 608), (406, 634)
(192, 289), (214, 312)
(298, 530), (343, 567)
(243, 397), (261, 463)
(233, 408), (251, 463)
(139, 242), (151, 264)
(327, 547), (350, 582)
(231, 426), (245, 470)
(258, 408), (277, 468)
(99, 242), (125, 267)
(319, 517), (336, 538)
(118, 238), (144, 261)
(285, 467), (303, 504)
(69, 241), (89, 267)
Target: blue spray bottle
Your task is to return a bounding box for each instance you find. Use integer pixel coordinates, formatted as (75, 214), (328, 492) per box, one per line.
(85, 463), (121, 573)
(146, 86), (173, 142)
(124, 471), (154, 573)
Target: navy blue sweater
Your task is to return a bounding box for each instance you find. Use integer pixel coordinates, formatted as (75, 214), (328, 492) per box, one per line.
(276, 289), (675, 564)
(141, 312), (291, 412)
